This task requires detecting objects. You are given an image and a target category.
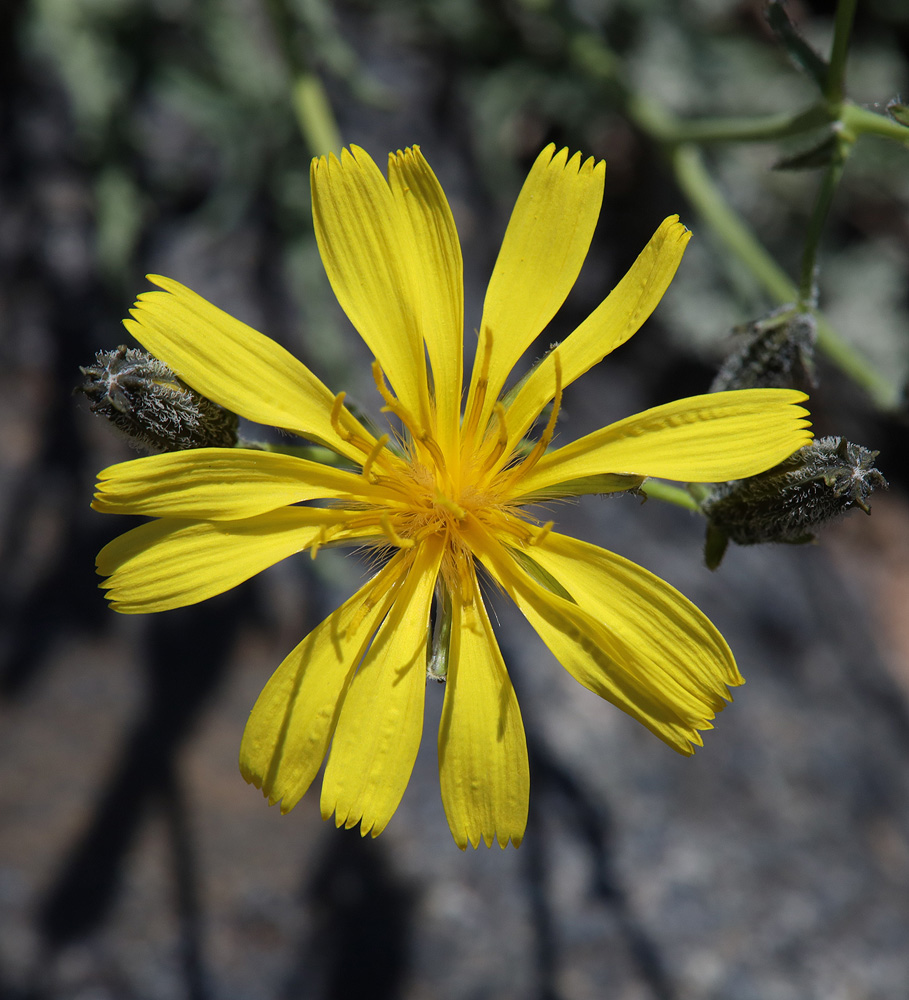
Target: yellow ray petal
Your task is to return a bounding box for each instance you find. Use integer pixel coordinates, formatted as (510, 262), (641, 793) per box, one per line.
(93, 448), (389, 520)
(438, 574), (529, 849)
(502, 217), (690, 448)
(97, 508), (373, 613)
(388, 147), (464, 456)
(311, 146), (432, 429)
(321, 536), (444, 837)
(523, 532), (741, 700)
(124, 277), (370, 462)
(464, 146), (605, 436)
(240, 557), (405, 813)
(514, 390), (812, 498)
(467, 523), (734, 753)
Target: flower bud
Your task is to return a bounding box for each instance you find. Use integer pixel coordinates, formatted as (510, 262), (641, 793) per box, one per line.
(711, 307), (816, 393)
(79, 346), (238, 452)
(702, 437), (887, 569)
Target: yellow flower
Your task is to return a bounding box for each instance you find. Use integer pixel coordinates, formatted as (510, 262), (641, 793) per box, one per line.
(93, 145), (812, 849)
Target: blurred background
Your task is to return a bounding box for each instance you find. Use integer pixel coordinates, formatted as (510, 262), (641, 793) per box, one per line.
(2, 0), (909, 997)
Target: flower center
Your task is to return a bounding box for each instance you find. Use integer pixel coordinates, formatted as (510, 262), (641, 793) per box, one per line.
(330, 351), (565, 589)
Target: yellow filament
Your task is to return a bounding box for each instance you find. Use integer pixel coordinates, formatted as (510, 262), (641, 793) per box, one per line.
(434, 489), (466, 520)
(462, 327), (494, 447)
(416, 432), (448, 478)
(347, 556), (406, 632)
(498, 352), (563, 492)
(456, 552), (475, 610)
(308, 521), (352, 559)
(330, 392), (351, 441)
(372, 360), (449, 478)
(330, 390), (385, 465)
(361, 434), (390, 483)
(372, 360), (423, 434)
(529, 520), (554, 547)
(380, 513), (415, 549)
(479, 402), (508, 475)
(477, 402), (510, 479)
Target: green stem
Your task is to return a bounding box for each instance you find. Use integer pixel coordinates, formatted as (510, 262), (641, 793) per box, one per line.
(627, 94), (830, 146)
(797, 152), (846, 306)
(291, 75), (341, 156)
(671, 144), (794, 301)
(594, 21), (904, 412)
(794, 0), (857, 305)
(826, 0), (858, 103)
(427, 583), (453, 681)
(842, 103), (909, 145)
(669, 144), (898, 410)
(262, 0), (341, 156)
(641, 480), (702, 513)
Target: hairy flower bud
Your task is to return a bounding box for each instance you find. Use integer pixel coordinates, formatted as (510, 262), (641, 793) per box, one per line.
(702, 437), (887, 569)
(711, 307), (817, 393)
(79, 346), (238, 452)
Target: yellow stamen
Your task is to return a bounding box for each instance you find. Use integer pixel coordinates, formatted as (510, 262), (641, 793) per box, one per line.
(362, 434), (391, 483)
(529, 520), (554, 547)
(416, 432), (448, 479)
(434, 489), (466, 520)
(372, 360), (418, 427)
(330, 391), (350, 440)
(455, 550), (475, 610)
(477, 402), (510, 478)
(462, 326), (494, 447)
(308, 520), (356, 560)
(330, 390), (383, 465)
(498, 352), (563, 491)
(380, 513), (415, 549)
(347, 553), (408, 632)
(372, 360), (448, 478)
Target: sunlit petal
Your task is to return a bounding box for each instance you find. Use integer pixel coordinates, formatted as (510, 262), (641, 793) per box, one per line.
(467, 522), (733, 753)
(525, 532), (741, 700)
(388, 147), (464, 456)
(93, 448), (392, 520)
(311, 147), (431, 427)
(439, 573), (529, 849)
(503, 217), (690, 447)
(465, 145), (605, 433)
(321, 536), (444, 836)
(97, 509), (375, 613)
(124, 277), (370, 461)
(239, 558), (405, 812)
(515, 390), (812, 498)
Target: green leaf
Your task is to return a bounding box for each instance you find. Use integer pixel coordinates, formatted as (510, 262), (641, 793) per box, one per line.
(765, 0), (829, 92)
(773, 134), (840, 171)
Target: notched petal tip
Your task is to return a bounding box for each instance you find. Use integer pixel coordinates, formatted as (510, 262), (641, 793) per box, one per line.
(389, 143), (423, 165)
(310, 147), (347, 180)
(338, 144), (382, 176)
(658, 215), (692, 249)
(101, 598), (154, 616)
(321, 802), (386, 839)
(542, 143), (606, 181)
(239, 762), (304, 815)
(454, 827), (524, 850)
